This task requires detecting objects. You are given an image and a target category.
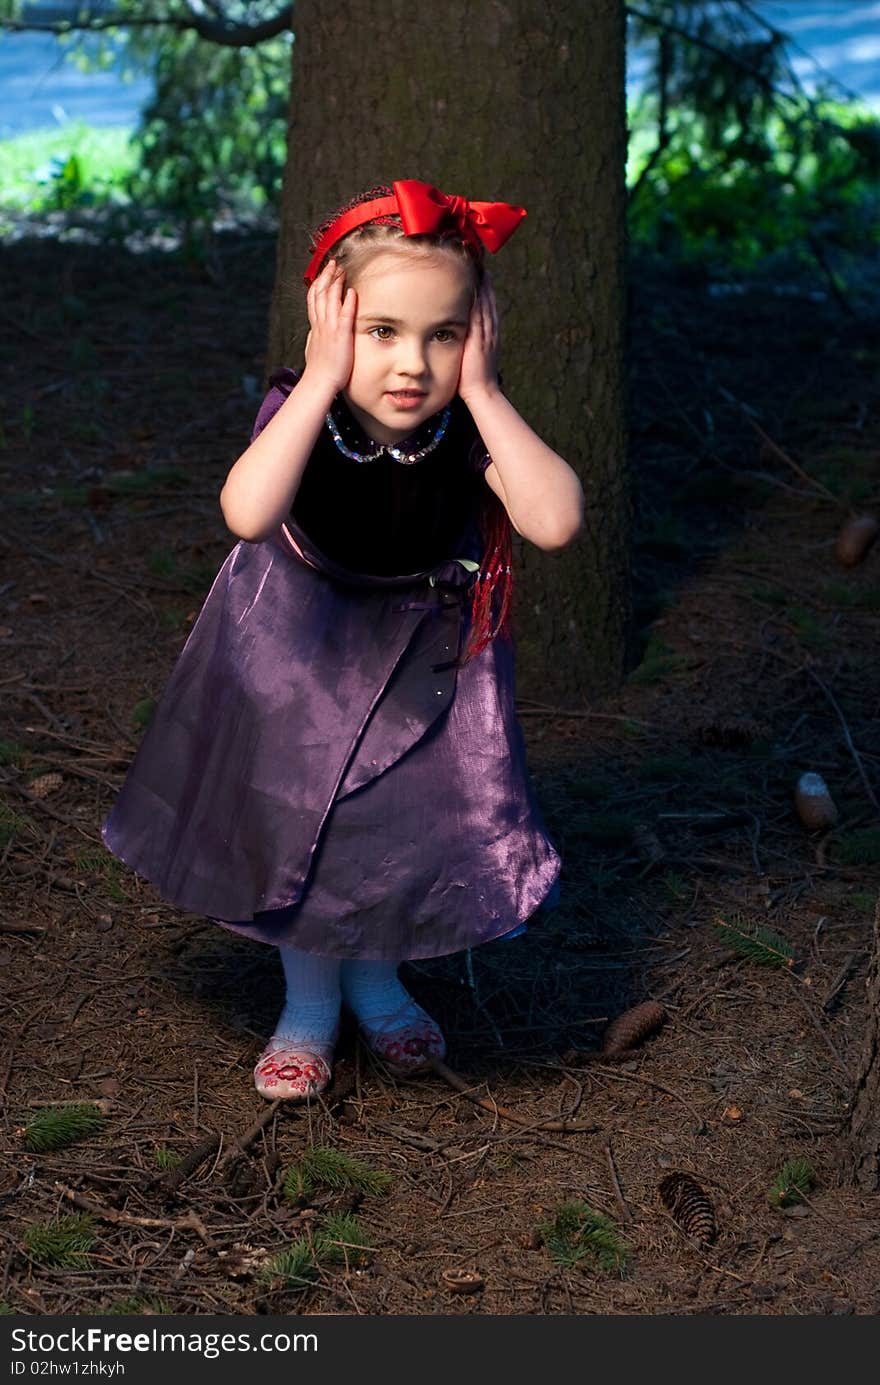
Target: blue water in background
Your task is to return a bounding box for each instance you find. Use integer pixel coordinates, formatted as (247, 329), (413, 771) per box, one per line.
(0, 1), (878, 139)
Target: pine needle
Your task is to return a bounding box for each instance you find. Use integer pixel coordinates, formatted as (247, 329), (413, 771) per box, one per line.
(152, 1147), (180, 1171)
(768, 1157), (816, 1208)
(539, 1201), (629, 1274)
(315, 1213), (372, 1267)
(283, 1146), (391, 1203)
(24, 1102), (105, 1153)
(104, 1296), (171, 1315)
(282, 1165), (315, 1205)
(713, 914), (795, 968)
(263, 1239), (318, 1290)
(24, 1213), (95, 1267)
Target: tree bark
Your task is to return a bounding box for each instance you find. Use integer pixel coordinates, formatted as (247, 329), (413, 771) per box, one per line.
(269, 0), (629, 703)
(847, 897), (880, 1190)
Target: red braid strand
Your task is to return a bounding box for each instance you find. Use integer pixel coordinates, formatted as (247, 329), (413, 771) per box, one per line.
(462, 494), (513, 663)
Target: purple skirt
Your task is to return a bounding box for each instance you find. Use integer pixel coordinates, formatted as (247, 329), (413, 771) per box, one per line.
(102, 522), (560, 959)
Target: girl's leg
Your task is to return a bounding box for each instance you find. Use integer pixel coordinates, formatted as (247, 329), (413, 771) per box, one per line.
(254, 947), (342, 1100)
(340, 959), (445, 1073)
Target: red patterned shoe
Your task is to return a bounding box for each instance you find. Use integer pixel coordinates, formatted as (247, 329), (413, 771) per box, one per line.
(358, 1001), (446, 1076)
(253, 1039), (335, 1101)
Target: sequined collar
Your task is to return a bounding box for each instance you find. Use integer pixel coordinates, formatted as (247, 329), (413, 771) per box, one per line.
(325, 393), (451, 465)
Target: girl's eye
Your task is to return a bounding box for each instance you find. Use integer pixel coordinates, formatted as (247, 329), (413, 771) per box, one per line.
(434, 329), (456, 343)
(370, 326), (395, 341)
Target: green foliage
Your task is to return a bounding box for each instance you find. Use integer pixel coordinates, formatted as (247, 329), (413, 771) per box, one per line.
(132, 697), (157, 732)
(627, 4), (880, 271)
(628, 636), (694, 685)
(788, 606), (830, 650)
(104, 1295), (172, 1315)
(768, 1157), (816, 1208)
(661, 870), (689, 900)
(539, 1202), (629, 1274)
(836, 830), (880, 866)
(0, 801), (33, 846)
(0, 741), (26, 768)
(848, 892), (877, 916)
(72, 848), (130, 902)
(568, 812), (637, 845)
(283, 1146), (392, 1204)
(24, 1214), (95, 1267)
(315, 1213), (372, 1267)
(823, 583), (880, 613)
(263, 1239), (318, 1291)
(152, 1147), (180, 1171)
(641, 753), (699, 782)
(713, 914), (795, 968)
(0, 1301), (14, 1314)
(24, 1103), (105, 1153)
(0, 124), (135, 215)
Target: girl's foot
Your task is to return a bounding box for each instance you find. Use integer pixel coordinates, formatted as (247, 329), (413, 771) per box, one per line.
(254, 1039), (335, 1100)
(255, 947), (342, 1101)
(340, 960), (446, 1075)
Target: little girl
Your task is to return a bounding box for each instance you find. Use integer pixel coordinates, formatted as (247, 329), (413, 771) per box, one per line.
(103, 179), (584, 1101)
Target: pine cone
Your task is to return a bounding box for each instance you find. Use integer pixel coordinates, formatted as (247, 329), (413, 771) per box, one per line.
(28, 772), (64, 799)
(601, 1001), (667, 1056)
(658, 1172), (716, 1245)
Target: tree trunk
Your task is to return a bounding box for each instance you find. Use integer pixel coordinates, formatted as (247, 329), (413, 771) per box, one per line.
(269, 0), (629, 703)
(847, 897), (880, 1190)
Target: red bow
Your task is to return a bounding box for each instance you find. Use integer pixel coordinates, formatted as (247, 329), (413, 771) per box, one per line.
(303, 179), (526, 284)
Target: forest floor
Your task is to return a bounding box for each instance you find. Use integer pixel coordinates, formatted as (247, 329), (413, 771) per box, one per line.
(1, 228), (880, 1318)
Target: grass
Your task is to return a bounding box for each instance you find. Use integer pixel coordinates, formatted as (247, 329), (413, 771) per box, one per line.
(152, 1147), (180, 1171)
(0, 124), (135, 215)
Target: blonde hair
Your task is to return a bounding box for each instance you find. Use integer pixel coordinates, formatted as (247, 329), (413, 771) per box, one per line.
(308, 185), (484, 293)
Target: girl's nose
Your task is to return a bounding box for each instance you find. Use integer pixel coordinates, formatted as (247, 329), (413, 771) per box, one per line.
(398, 339), (427, 376)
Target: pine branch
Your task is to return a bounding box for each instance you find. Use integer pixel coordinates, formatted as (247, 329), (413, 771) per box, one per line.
(0, 3), (292, 47)
(713, 914), (795, 968)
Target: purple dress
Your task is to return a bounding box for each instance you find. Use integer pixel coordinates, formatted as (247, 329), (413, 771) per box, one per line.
(102, 373), (560, 959)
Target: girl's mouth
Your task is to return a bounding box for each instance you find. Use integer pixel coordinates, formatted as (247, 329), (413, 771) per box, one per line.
(386, 390), (427, 409)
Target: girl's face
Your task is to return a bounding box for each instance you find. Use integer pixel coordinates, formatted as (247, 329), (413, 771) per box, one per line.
(342, 249), (473, 444)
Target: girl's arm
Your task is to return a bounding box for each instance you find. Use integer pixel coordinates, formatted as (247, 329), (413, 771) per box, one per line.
(220, 262), (356, 541)
(458, 280), (585, 553)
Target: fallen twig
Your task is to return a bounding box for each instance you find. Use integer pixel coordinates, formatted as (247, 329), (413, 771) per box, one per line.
(55, 1182), (213, 1244)
(427, 1058), (599, 1133)
(807, 669), (880, 817)
(604, 1140), (633, 1223)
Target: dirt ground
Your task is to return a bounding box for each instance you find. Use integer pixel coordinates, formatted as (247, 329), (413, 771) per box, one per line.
(1, 227), (880, 1316)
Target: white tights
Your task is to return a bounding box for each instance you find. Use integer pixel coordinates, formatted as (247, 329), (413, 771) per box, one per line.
(273, 948), (425, 1045)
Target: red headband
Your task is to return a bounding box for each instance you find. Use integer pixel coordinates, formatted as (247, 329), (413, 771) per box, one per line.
(303, 179), (527, 285)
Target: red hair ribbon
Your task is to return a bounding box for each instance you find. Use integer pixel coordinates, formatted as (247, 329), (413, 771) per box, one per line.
(303, 179), (527, 285)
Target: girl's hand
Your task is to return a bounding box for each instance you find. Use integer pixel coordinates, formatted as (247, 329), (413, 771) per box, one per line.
(458, 276), (500, 404)
(302, 260), (357, 394)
